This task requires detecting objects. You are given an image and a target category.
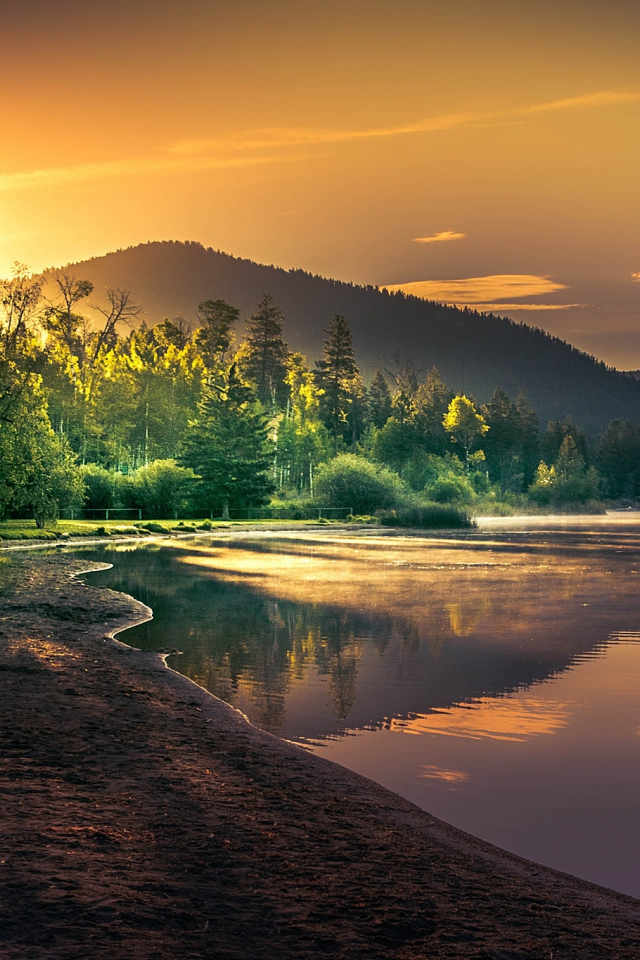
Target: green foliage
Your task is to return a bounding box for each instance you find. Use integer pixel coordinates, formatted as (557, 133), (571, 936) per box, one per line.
(372, 417), (419, 475)
(135, 521), (169, 533)
(482, 388), (539, 492)
(194, 299), (239, 368)
(596, 419), (640, 498)
(413, 368), (454, 456)
(378, 504), (474, 529)
(314, 454), (407, 514)
(81, 464), (119, 508)
(443, 395), (489, 467)
(529, 436), (600, 505)
(237, 294), (290, 408)
(315, 314), (361, 452)
(180, 363), (275, 518)
(368, 369), (392, 428)
(128, 459), (196, 518)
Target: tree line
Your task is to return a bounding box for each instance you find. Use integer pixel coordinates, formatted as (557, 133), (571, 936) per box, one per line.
(1, 262), (639, 526)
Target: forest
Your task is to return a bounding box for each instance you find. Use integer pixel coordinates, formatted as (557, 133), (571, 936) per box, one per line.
(2, 262), (640, 529)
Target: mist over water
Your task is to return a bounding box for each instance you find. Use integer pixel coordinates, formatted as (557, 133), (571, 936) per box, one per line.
(79, 518), (640, 897)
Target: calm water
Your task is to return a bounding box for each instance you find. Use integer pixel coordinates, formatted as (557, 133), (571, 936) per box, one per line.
(78, 516), (640, 898)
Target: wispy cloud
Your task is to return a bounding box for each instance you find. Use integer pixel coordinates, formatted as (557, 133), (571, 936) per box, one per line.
(413, 231), (466, 244)
(0, 153), (309, 194)
(632, 271), (640, 282)
(170, 87), (640, 157)
(382, 275), (583, 312)
(383, 274), (567, 302)
(2, 86), (639, 195)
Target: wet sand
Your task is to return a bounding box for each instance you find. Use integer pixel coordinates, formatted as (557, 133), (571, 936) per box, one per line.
(1, 548), (640, 958)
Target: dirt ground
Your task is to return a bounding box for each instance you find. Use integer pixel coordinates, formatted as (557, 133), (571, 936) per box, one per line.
(1, 549), (639, 959)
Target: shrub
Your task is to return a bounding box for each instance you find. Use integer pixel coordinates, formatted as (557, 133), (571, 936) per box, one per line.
(425, 475), (476, 504)
(129, 460), (196, 518)
(135, 521), (169, 534)
(314, 455), (407, 514)
(378, 504), (474, 529)
(81, 465), (118, 509)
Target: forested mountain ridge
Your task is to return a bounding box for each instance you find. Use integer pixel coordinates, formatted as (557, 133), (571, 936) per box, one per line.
(48, 239), (640, 433)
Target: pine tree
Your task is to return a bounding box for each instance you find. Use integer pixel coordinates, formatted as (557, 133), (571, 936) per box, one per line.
(194, 299), (239, 369)
(180, 364), (274, 519)
(315, 314), (359, 453)
(413, 368), (454, 456)
(239, 294), (289, 408)
(368, 369), (392, 428)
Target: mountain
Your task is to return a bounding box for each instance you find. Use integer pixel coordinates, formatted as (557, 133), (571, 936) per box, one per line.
(47, 240), (640, 433)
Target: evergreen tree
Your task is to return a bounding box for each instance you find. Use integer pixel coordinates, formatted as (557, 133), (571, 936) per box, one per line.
(596, 419), (640, 498)
(483, 388), (523, 492)
(368, 368), (392, 428)
(412, 368), (454, 456)
(238, 294), (289, 408)
(514, 391), (540, 487)
(194, 299), (239, 369)
(315, 314), (359, 453)
(542, 417), (589, 467)
(180, 364), (274, 519)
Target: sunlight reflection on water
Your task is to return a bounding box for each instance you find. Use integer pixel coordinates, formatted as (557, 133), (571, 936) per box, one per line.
(78, 516), (640, 897)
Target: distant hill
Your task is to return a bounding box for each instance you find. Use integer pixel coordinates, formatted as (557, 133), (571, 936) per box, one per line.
(47, 240), (640, 433)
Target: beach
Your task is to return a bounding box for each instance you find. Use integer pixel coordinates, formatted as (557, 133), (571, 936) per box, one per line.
(1, 546), (640, 958)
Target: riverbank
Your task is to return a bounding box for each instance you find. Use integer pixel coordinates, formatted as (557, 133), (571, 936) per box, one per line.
(1, 550), (640, 958)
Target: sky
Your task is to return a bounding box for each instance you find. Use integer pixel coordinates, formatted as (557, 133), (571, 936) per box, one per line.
(3, 0), (640, 368)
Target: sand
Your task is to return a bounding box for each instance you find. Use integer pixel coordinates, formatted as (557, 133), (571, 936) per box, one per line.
(1, 547), (639, 959)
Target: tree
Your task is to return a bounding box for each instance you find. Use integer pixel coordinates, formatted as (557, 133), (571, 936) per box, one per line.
(542, 417), (588, 467)
(180, 364), (274, 519)
(482, 388), (525, 492)
(368, 369), (392, 428)
(0, 263), (44, 423)
(529, 435), (599, 505)
(443, 396), (488, 470)
(315, 314), (359, 453)
(412, 368), (454, 456)
(238, 294), (289, 408)
(596, 419), (640, 498)
(314, 454), (406, 514)
(275, 353), (331, 493)
(194, 299), (238, 369)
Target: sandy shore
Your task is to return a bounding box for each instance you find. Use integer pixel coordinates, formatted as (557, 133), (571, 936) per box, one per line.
(1, 548), (640, 958)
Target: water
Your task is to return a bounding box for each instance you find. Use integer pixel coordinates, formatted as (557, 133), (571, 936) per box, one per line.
(77, 515), (640, 897)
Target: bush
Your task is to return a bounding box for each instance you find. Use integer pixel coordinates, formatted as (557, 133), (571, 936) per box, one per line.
(135, 521), (169, 534)
(425, 475), (476, 504)
(529, 462), (600, 506)
(129, 460), (196, 518)
(314, 455), (407, 514)
(81, 465), (118, 509)
(378, 504), (474, 529)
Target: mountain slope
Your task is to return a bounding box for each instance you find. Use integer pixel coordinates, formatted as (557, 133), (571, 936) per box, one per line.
(49, 240), (640, 433)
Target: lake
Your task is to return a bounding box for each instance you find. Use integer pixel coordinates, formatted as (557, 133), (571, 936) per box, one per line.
(78, 516), (640, 898)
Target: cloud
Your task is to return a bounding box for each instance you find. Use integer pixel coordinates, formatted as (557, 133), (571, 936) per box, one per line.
(383, 274), (568, 302)
(413, 231), (466, 244)
(2, 86), (639, 195)
(632, 272), (640, 282)
(381, 275), (585, 312)
(169, 87), (640, 157)
(0, 152), (310, 193)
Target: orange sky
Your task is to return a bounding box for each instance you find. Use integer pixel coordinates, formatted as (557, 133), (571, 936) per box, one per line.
(3, 0), (640, 367)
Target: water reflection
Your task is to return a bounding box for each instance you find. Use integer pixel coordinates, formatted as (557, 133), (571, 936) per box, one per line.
(78, 522), (640, 897)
